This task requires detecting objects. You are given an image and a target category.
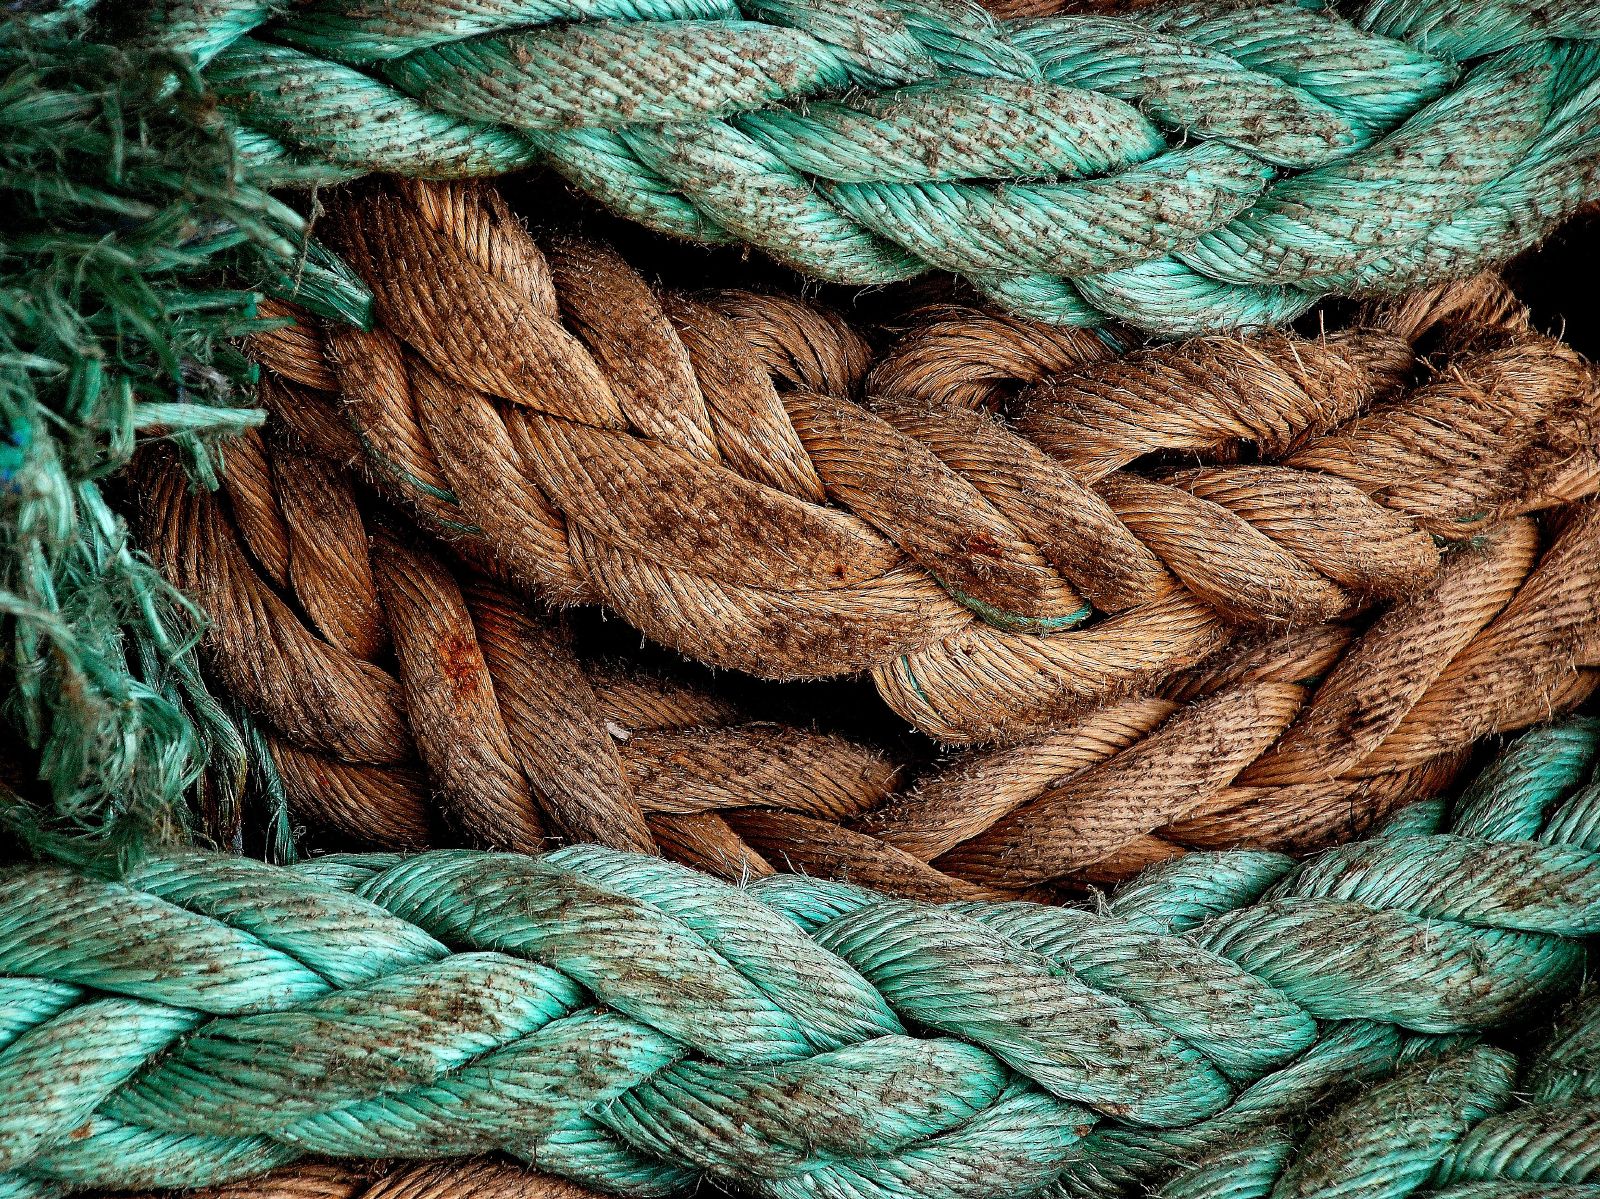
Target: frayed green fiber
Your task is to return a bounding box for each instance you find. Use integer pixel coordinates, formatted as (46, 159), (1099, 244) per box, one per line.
(0, 9), (365, 866)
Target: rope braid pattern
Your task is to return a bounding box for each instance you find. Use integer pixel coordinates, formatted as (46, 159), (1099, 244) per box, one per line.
(126, 1161), (602, 1199)
(246, 182), (1600, 748)
(135, 432), (900, 879)
(136, 0), (1600, 334)
(0, 719), (1597, 1198)
(95, 999), (1600, 1199)
(143, 405), (1600, 894)
(1141, 988), (1600, 1199)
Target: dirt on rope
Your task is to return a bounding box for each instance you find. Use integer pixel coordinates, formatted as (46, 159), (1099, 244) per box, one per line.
(137, 185), (1600, 893)
(2, 725), (1598, 1197)
(239, 183), (1600, 720)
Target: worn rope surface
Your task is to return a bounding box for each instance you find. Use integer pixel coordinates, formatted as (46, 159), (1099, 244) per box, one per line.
(125, 1160), (602, 1199)
(95, 989), (1600, 1199)
(0, 719), (1598, 1198)
(136, 434), (900, 876)
(1142, 987), (1600, 1199)
(247, 182), (1600, 746)
(129, 0), (1600, 334)
(142, 403), (1600, 894)
(0, 13), (298, 861)
(112, 970), (1600, 1199)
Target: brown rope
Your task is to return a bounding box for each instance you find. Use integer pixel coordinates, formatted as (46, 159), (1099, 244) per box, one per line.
(249, 181), (1600, 744)
(139, 414), (1600, 896)
(138, 434), (898, 881)
(120, 1160), (596, 1199)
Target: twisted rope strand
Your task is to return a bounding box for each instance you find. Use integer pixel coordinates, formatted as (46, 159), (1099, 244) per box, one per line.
(123, 1161), (602, 1199)
(136, 437), (899, 882)
(132, 0), (1600, 334)
(0, 719), (1597, 1197)
(1142, 987), (1600, 1199)
(152, 342), (1600, 893)
(248, 182), (1600, 745)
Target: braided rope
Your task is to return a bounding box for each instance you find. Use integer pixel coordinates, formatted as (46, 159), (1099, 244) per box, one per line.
(141, 403), (1600, 894)
(1142, 989), (1600, 1199)
(246, 182), (1600, 745)
(131, 0), (1600, 334)
(105, 983), (1600, 1199)
(135, 435), (900, 878)
(126, 1161), (601, 1199)
(0, 719), (1597, 1197)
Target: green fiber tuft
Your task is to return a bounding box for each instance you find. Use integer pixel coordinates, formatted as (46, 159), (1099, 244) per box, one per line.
(0, 8), (364, 866)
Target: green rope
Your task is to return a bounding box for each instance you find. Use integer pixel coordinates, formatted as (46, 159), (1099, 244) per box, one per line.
(0, 719), (1595, 1198)
(128, 0), (1600, 335)
(0, 10), (366, 866)
(1152, 994), (1600, 1199)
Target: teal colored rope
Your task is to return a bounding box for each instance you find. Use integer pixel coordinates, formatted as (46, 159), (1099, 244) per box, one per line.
(0, 719), (1596, 1198)
(130, 0), (1600, 335)
(1151, 989), (1600, 1199)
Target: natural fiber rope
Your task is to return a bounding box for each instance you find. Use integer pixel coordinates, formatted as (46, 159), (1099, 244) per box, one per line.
(146, 409), (1600, 894)
(132, 0), (1600, 334)
(246, 181), (1600, 746)
(0, 717), (1596, 1197)
(136, 434), (900, 880)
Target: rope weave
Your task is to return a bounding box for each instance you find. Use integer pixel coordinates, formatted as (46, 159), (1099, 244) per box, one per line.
(142, 408), (1600, 894)
(134, 0), (1600, 334)
(99, 988), (1600, 1199)
(245, 182), (1600, 746)
(1141, 992), (1600, 1199)
(137, 438), (900, 875)
(0, 719), (1596, 1198)
(128, 1161), (601, 1199)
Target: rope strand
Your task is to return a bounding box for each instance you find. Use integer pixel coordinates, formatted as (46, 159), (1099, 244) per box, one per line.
(245, 182), (1600, 745)
(0, 719), (1596, 1196)
(130, 0), (1600, 334)
(149, 415), (1600, 892)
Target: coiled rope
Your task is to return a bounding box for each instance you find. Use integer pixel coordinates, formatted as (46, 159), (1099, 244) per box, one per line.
(0, 719), (1596, 1197)
(132, 0), (1600, 334)
(244, 181), (1600, 746)
(139, 397), (1600, 894)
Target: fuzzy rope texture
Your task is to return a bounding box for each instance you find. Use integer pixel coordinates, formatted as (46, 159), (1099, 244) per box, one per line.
(0, 11), (379, 862)
(244, 182), (1600, 748)
(93, 997), (1600, 1199)
(130, 0), (1600, 334)
(1139, 991), (1600, 1199)
(138, 436), (902, 874)
(127, 1161), (604, 1199)
(0, 719), (1598, 1199)
(138, 392), (1600, 895)
(94, 975), (1600, 1199)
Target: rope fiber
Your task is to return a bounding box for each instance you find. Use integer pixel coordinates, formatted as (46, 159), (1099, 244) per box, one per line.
(0, 720), (1596, 1198)
(236, 182), (1600, 748)
(130, 0), (1600, 333)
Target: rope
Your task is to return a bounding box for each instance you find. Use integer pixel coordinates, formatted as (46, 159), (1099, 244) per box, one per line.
(1141, 992), (1600, 1199)
(136, 410), (1600, 892)
(0, 718), (1596, 1197)
(0, 13), (366, 863)
(125, 1161), (601, 1199)
(98, 991), (1600, 1199)
(131, 0), (1600, 334)
(245, 181), (1600, 746)
(136, 437), (900, 876)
